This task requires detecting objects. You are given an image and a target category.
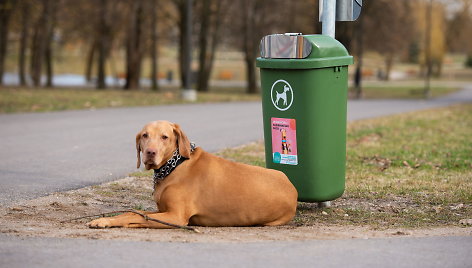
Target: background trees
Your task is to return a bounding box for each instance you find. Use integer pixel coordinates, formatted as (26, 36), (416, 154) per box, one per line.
(0, 0), (16, 85)
(0, 0), (470, 94)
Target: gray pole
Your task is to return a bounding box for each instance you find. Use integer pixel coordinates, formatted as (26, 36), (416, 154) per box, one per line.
(319, 0), (336, 208)
(182, 0), (197, 101)
(321, 0), (336, 38)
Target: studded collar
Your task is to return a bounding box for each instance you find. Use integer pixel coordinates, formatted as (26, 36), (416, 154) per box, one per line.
(153, 143), (196, 187)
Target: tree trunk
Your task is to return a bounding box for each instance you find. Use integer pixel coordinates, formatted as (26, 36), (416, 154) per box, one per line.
(243, 0), (257, 94)
(44, 43), (53, 87)
(150, 0), (159, 91)
(196, 0), (225, 92)
(44, 0), (56, 88)
(96, 0), (108, 89)
(384, 53), (394, 81)
(178, 0), (190, 89)
(204, 0), (224, 90)
(0, 0), (15, 85)
(85, 40), (97, 83)
(354, 10), (364, 99)
(19, 0), (30, 86)
(197, 0), (210, 92)
(245, 55), (257, 94)
(125, 0), (144, 90)
(30, 1), (48, 87)
(30, 23), (43, 87)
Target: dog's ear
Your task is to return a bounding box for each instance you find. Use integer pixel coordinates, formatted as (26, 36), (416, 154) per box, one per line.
(135, 132), (142, 169)
(173, 123), (191, 158)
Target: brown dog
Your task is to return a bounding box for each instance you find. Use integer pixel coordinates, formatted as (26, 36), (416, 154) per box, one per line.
(86, 120), (297, 228)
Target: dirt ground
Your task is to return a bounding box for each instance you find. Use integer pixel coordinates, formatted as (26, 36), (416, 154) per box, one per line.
(1, 176), (470, 243)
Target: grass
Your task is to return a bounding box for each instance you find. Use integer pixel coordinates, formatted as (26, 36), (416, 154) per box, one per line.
(0, 86), (260, 114)
(353, 85), (460, 99)
(217, 104), (472, 229)
(1, 79), (468, 114)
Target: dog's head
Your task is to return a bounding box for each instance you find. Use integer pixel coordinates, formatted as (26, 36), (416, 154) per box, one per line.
(280, 129), (287, 140)
(135, 121), (191, 170)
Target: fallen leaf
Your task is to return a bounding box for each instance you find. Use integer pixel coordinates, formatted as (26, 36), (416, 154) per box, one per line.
(459, 219), (472, 226)
(451, 204), (464, 210)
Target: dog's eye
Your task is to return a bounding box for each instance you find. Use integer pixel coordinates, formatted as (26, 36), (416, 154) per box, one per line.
(142, 133), (148, 138)
(162, 135), (168, 140)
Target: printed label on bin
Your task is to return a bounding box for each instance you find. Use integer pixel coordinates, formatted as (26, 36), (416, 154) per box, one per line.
(271, 118), (298, 165)
(271, 80), (294, 111)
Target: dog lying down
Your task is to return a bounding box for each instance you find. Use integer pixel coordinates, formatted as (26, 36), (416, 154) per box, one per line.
(87, 120), (298, 228)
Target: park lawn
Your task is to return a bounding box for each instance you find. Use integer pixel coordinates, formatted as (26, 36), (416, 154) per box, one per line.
(352, 85), (460, 99)
(218, 104), (472, 229)
(0, 81), (465, 114)
(0, 86), (260, 114)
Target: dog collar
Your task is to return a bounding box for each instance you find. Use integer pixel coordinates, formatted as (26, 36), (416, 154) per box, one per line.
(153, 143), (196, 186)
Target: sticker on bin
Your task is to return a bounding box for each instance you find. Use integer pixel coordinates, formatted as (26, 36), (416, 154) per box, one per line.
(271, 118), (298, 165)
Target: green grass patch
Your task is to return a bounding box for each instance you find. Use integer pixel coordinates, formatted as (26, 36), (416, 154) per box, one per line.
(0, 86), (260, 114)
(352, 85), (459, 99)
(218, 104), (472, 229)
(128, 170), (153, 178)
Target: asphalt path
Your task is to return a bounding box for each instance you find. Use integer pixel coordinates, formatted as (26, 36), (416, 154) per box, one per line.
(1, 234), (471, 268)
(0, 102), (264, 205)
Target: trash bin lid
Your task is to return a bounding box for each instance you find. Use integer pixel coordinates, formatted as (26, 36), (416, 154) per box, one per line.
(256, 34), (353, 69)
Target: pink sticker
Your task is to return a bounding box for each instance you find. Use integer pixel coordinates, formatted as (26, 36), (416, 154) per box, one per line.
(271, 118), (298, 165)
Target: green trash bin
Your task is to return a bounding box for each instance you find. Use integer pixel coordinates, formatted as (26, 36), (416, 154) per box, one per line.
(256, 33), (353, 202)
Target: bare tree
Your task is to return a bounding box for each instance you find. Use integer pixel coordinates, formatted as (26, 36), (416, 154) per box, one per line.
(79, 0), (120, 89)
(124, 0), (146, 90)
(150, 0), (159, 91)
(18, 0), (30, 86)
(97, 0), (110, 89)
(446, 0), (471, 55)
(30, 0), (49, 87)
(196, 0), (228, 92)
(239, 0), (287, 94)
(44, 0), (57, 87)
(242, 0), (258, 94)
(353, 10), (365, 99)
(0, 0), (16, 85)
(85, 39), (97, 83)
(172, 0), (194, 89)
(363, 0), (415, 80)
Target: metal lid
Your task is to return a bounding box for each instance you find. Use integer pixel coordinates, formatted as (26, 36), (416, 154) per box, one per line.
(257, 34), (353, 69)
(260, 33), (312, 59)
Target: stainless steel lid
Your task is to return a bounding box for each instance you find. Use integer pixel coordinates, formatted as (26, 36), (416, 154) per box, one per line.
(260, 33), (313, 59)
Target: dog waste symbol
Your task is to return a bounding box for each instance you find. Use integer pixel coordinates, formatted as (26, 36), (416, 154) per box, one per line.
(271, 80), (294, 111)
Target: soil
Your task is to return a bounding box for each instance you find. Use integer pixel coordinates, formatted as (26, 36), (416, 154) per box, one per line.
(1, 176), (470, 243)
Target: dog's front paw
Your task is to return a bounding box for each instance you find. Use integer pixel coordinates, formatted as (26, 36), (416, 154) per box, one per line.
(86, 218), (115, 229)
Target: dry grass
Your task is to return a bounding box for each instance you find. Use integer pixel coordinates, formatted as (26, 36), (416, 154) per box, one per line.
(0, 86), (260, 114)
(353, 85), (459, 99)
(218, 104), (472, 229)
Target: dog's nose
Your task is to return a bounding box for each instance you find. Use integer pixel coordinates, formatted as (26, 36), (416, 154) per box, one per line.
(145, 149), (157, 157)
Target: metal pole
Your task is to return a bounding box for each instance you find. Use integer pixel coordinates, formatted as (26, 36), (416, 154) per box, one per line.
(319, 0), (336, 208)
(182, 0), (197, 101)
(321, 0), (336, 38)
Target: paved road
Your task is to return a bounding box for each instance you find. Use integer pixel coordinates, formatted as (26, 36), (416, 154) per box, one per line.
(1, 234), (470, 268)
(1, 86), (471, 206)
(0, 102), (263, 205)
